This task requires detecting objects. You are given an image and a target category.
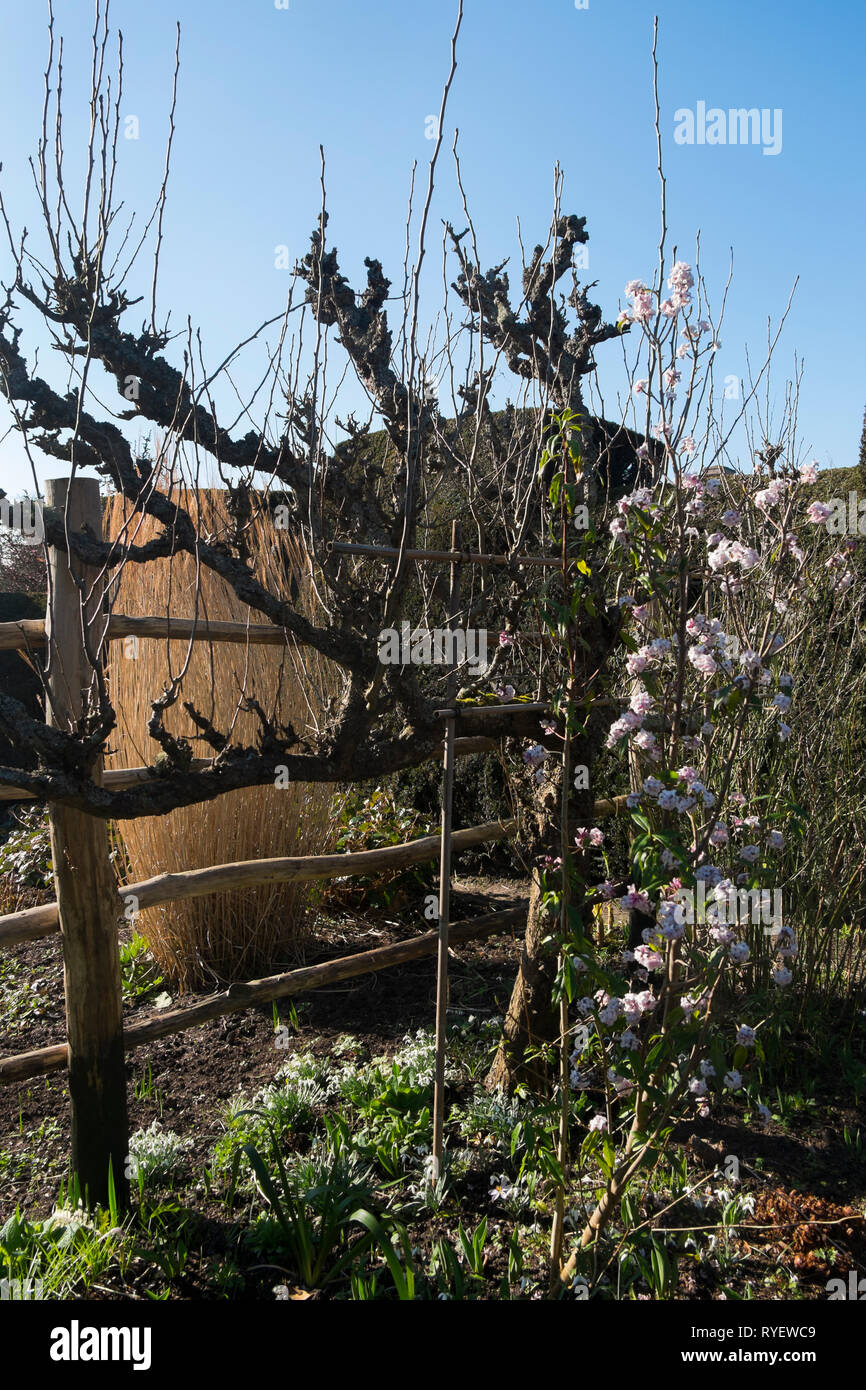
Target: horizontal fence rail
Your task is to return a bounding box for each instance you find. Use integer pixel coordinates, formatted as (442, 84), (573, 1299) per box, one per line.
(0, 614), (304, 653)
(0, 904), (527, 1086)
(0, 818), (518, 947)
(0, 796), (631, 949)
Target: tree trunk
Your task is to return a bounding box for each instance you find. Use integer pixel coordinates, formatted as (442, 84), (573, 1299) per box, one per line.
(486, 867), (559, 1093)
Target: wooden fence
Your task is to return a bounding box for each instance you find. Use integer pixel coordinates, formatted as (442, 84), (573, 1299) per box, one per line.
(0, 477), (629, 1205)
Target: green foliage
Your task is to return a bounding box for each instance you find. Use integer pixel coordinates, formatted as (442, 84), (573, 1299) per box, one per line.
(119, 932), (166, 1005)
(238, 1122), (381, 1290)
(0, 1204), (128, 1300)
(0, 806), (52, 893)
(321, 784), (437, 909)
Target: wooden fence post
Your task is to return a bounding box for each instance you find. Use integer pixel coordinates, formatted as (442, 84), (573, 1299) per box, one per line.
(431, 521), (462, 1182)
(45, 477), (129, 1210)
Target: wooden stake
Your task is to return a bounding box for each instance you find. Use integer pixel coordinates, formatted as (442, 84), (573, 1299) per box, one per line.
(431, 521), (462, 1182)
(45, 478), (129, 1210)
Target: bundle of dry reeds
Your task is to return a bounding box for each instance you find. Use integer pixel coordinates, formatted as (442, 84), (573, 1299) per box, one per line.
(104, 487), (337, 992)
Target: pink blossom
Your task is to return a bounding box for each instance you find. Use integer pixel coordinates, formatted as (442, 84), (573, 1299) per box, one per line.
(668, 261), (694, 298)
(806, 501), (832, 524)
(621, 885), (652, 914)
(688, 645), (718, 677)
(633, 944), (664, 972)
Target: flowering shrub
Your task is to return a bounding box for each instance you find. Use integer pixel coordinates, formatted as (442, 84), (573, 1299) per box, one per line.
(511, 234), (859, 1285)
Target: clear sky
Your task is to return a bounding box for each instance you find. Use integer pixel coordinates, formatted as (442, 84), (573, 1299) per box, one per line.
(0, 0), (863, 496)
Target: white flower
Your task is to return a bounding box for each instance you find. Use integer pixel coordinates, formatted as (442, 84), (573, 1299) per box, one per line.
(723, 1070), (743, 1091)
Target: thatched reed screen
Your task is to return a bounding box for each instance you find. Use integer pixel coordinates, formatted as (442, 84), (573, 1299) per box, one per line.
(104, 489), (337, 991)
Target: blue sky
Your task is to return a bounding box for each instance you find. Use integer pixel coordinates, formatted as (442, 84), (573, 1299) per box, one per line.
(0, 0), (863, 495)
